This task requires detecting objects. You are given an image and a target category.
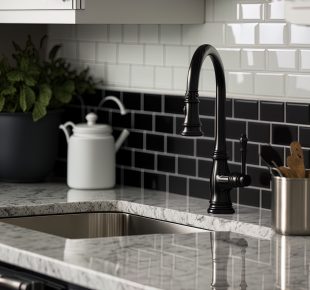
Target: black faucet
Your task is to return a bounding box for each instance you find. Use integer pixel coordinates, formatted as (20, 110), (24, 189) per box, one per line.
(181, 44), (251, 214)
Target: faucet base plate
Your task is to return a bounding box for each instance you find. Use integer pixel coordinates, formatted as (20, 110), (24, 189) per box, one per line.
(208, 204), (235, 214)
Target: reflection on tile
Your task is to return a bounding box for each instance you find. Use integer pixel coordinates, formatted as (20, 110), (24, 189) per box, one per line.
(255, 73), (284, 97)
(241, 49), (265, 70)
(267, 0), (285, 20)
(228, 72), (253, 94)
(218, 48), (240, 70)
(239, 4), (263, 20)
(259, 23), (286, 44)
(226, 23), (257, 45)
(291, 24), (310, 44)
(300, 50), (310, 71)
(286, 74), (310, 98)
(267, 49), (296, 71)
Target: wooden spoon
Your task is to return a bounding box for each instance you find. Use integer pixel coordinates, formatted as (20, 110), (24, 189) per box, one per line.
(286, 141), (305, 178)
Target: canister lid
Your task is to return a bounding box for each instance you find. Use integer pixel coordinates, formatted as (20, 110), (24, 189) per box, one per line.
(73, 112), (112, 135)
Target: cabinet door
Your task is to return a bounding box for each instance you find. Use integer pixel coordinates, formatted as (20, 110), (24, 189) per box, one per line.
(0, 0), (83, 10)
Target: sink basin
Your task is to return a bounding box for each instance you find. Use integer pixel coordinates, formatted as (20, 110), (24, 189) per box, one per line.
(0, 212), (207, 239)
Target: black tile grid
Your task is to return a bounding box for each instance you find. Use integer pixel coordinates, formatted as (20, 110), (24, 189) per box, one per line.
(60, 90), (310, 210)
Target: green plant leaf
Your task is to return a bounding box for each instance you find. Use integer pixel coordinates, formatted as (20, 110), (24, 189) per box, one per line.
(7, 70), (23, 82)
(20, 57), (29, 71)
(19, 85), (35, 112)
(38, 84), (52, 106)
(49, 45), (62, 61)
(24, 75), (36, 87)
(32, 102), (46, 121)
(1, 86), (16, 96)
(0, 95), (5, 111)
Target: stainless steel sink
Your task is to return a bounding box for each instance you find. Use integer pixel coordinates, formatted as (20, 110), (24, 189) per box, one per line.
(0, 213), (207, 239)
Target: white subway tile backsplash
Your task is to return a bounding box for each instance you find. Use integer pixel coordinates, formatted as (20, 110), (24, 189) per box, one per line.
(226, 23), (257, 45)
(300, 50), (310, 71)
(139, 25), (159, 44)
(123, 25), (139, 43)
(62, 41), (77, 59)
(218, 49), (240, 70)
(155, 67), (173, 89)
(182, 24), (224, 46)
(291, 24), (310, 45)
(49, 0), (310, 102)
(145, 45), (164, 66)
(106, 64), (130, 87)
(228, 72), (253, 95)
(97, 43), (117, 63)
(241, 49), (265, 70)
(202, 70), (216, 92)
(78, 42), (96, 61)
(76, 25), (108, 41)
(108, 25), (122, 43)
(255, 73), (284, 97)
(267, 49), (296, 71)
(119, 44), (143, 64)
(214, 0), (238, 22)
(267, 0), (284, 20)
(239, 4), (263, 20)
(173, 67), (188, 91)
(286, 74), (310, 98)
(48, 25), (75, 40)
(160, 25), (181, 45)
(131, 66), (154, 88)
(259, 24), (286, 45)
(165, 46), (189, 67)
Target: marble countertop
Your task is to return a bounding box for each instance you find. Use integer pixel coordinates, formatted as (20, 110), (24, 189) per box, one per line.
(0, 183), (308, 289)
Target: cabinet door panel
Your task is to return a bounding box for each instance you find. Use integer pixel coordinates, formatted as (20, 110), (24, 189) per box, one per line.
(0, 0), (75, 10)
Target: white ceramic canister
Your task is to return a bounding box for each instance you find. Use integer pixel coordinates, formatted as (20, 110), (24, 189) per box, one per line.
(60, 110), (129, 189)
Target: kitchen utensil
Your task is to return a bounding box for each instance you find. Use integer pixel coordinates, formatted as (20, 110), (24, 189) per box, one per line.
(59, 97), (129, 189)
(277, 166), (295, 178)
(287, 141), (305, 178)
(260, 145), (284, 177)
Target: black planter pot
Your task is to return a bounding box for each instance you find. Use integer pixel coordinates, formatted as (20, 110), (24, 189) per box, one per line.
(0, 110), (62, 182)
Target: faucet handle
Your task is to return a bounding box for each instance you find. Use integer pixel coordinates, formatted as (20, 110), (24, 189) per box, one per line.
(240, 134), (248, 175)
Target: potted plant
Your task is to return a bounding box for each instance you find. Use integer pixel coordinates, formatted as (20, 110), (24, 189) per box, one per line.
(0, 36), (99, 182)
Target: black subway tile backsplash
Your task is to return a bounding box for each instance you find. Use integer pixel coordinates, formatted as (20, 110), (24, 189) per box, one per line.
(146, 134), (164, 152)
(178, 157), (196, 176)
(272, 124), (298, 146)
(299, 127), (310, 148)
(122, 92), (141, 110)
(135, 151), (155, 170)
(61, 90), (310, 210)
(143, 94), (162, 112)
(260, 101), (284, 122)
(157, 155), (175, 173)
(169, 175), (187, 195)
(189, 179), (210, 199)
(248, 122), (270, 144)
(134, 113), (153, 130)
(167, 136), (194, 156)
(144, 172), (166, 191)
(286, 103), (310, 125)
(239, 187), (260, 207)
(226, 119), (247, 140)
(164, 95), (184, 115)
(155, 115), (174, 133)
(126, 131), (144, 149)
(234, 100), (258, 120)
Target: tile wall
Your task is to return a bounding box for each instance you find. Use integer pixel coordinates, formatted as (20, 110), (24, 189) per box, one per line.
(51, 0), (310, 209)
(58, 89), (310, 210)
(48, 0), (310, 102)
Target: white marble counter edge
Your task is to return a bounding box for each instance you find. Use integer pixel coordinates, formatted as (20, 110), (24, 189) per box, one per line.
(0, 199), (273, 240)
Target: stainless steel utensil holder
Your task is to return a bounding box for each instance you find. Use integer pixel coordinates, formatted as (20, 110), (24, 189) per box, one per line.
(272, 175), (310, 235)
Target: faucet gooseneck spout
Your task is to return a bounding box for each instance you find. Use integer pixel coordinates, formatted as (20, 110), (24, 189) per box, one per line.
(181, 44), (251, 214)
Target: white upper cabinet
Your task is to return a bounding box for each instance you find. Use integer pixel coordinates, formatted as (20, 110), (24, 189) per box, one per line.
(0, 0), (204, 24)
(0, 0), (83, 10)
